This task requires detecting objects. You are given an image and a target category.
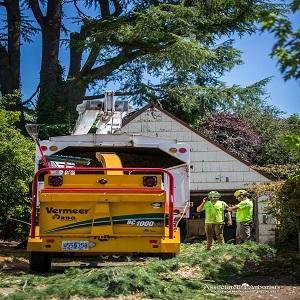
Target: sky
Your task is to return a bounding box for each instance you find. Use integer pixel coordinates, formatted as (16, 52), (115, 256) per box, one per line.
(222, 31), (300, 116)
(20, 7), (300, 117)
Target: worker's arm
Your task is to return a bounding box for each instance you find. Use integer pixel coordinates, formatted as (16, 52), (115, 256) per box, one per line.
(196, 197), (208, 212)
(227, 205), (238, 212)
(224, 203), (232, 226)
(226, 211), (232, 226)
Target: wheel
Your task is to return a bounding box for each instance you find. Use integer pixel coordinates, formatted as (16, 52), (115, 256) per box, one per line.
(29, 252), (52, 272)
(159, 253), (176, 260)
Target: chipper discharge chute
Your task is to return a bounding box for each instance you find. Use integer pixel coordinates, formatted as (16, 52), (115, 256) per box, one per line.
(27, 153), (179, 272)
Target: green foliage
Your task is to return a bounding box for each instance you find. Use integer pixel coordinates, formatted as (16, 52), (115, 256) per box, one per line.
(239, 103), (299, 165)
(262, 0), (300, 81)
(283, 134), (300, 149)
(276, 169), (300, 245)
(1, 242), (275, 299)
(0, 93), (34, 239)
(282, 114), (300, 160)
(38, 124), (73, 140)
(147, 79), (271, 126)
(178, 242), (275, 281)
(0, 90), (27, 134)
(20, 0), (281, 126)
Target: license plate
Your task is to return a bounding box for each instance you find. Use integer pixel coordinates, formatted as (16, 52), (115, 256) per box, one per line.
(62, 241), (89, 251)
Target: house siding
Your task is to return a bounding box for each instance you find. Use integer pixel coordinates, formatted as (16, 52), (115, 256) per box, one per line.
(122, 107), (270, 191)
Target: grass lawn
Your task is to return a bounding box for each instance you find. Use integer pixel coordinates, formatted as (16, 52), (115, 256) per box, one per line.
(0, 242), (299, 299)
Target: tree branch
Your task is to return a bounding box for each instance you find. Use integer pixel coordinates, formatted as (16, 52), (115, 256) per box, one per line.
(73, 0), (88, 18)
(99, 0), (110, 18)
(83, 48), (149, 80)
(78, 37), (175, 81)
(80, 46), (100, 75)
(28, 0), (44, 26)
(68, 32), (84, 78)
(22, 84), (40, 107)
(111, 0), (122, 17)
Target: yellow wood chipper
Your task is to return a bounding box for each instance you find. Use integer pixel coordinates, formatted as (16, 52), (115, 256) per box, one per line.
(26, 94), (190, 272)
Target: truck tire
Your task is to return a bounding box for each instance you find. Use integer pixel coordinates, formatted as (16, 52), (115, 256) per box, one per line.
(29, 252), (52, 272)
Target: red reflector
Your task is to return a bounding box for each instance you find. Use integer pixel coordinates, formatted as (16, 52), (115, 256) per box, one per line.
(48, 176), (63, 187)
(179, 147), (187, 153)
(143, 176), (157, 187)
(40, 145), (48, 151)
(152, 245), (159, 248)
(149, 240), (158, 244)
(46, 239), (54, 243)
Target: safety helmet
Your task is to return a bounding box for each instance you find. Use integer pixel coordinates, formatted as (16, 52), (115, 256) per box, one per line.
(234, 190), (248, 198)
(208, 191), (221, 199)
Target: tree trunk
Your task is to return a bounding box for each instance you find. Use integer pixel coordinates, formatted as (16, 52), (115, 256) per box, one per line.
(64, 31), (87, 120)
(36, 0), (64, 125)
(0, 46), (13, 95)
(62, 81), (87, 124)
(0, 0), (20, 96)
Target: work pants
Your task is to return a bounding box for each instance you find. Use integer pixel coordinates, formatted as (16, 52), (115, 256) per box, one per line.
(236, 220), (252, 243)
(204, 223), (225, 250)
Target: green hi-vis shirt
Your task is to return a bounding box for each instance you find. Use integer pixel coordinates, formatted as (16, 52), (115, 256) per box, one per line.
(203, 200), (227, 224)
(236, 198), (253, 223)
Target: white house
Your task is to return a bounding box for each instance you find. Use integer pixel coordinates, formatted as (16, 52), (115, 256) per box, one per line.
(121, 104), (275, 243)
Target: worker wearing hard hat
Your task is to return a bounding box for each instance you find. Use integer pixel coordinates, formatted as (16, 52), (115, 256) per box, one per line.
(197, 191), (232, 250)
(228, 190), (253, 244)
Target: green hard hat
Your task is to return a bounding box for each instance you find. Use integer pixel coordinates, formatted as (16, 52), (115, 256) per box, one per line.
(208, 191), (221, 199)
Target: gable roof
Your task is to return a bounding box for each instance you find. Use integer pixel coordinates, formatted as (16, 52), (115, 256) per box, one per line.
(122, 103), (272, 180)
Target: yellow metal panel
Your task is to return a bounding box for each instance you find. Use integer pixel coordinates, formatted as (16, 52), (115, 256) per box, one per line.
(110, 201), (165, 235)
(30, 171), (178, 255)
(38, 191), (165, 237)
(94, 202), (110, 214)
(39, 201), (95, 236)
(27, 226), (43, 251)
(44, 174), (162, 189)
(161, 229), (181, 253)
(39, 192), (165, 203)
(38, 201), (165, 236)
(27, 238), (43, 251)
(91, 202), (113, 235)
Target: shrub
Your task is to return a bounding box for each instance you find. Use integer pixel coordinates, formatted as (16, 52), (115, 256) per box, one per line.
(0, 93), (34, 239)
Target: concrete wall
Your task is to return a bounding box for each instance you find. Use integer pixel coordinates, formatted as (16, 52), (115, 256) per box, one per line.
(255, 195), (276, 244)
